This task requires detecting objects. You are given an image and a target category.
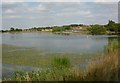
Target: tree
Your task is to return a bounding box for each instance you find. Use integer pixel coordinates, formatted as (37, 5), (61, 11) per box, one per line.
(52, 26), (71, 32)
(106, 20), (116, 31)
(10, 27), (15, 31)
(88, 24), (106, 35)
(16, 28), (22, 31)
(106, 20), (120, 34)
(112, 23), (120, 34)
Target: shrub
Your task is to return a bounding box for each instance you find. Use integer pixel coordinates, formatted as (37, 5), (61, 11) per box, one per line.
(88, 25), (106, 35)
(51, 57), (71, 69)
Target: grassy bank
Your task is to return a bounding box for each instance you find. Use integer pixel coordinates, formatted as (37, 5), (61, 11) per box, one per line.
(3, 44), (119, 81)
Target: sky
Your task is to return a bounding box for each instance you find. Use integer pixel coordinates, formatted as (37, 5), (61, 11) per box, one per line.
(1, 0), (119, 30)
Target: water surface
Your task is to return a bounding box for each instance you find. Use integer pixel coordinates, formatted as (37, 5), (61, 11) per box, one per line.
(2, 32), (113, 54)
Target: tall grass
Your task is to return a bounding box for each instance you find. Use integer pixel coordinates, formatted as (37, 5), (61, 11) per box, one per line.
(3, 49), (118, 81)
(62, 49), (118, 81)
(84, 50), (118, 81)
(51, 57), (71, 69)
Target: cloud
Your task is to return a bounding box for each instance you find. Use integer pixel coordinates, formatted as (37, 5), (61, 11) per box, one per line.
(3, 15), (22, 19)
(2, 0), (26, 3)
(56, 10), (92, 17)
(4, 9), (15, 14)
(2, 0), (119, 3)
(94, 0), (118, 5)
(2, 2), (51, 15)
(2, 2), (118, 29)
(94, 0), (119, 2)
(2, 0), (83, 3)
(28, 4), (48, 13)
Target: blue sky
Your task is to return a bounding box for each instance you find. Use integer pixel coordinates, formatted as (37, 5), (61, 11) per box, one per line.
(2, 1), (118, 30)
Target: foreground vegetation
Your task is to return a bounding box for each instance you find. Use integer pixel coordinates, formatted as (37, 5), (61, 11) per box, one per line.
(3, 37), (119, 81)
(3, 49), (118, 81)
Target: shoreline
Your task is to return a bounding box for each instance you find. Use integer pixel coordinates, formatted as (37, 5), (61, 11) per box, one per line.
(1, 31), (119, 36)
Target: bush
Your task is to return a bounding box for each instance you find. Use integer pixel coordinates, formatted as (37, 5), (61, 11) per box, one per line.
(88, 25), (106, 35)
(52, 26), (71, 32)
(51, 57), (71, 69)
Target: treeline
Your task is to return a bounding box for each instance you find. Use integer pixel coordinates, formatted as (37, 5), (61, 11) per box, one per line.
(1, 27), (22, 32)
(10, 28), (22, 32)
(87, 20), (120, 35)
(52, 25), (71, 32)
(0, 25), (76, 32)
(1, 20), (120, 35)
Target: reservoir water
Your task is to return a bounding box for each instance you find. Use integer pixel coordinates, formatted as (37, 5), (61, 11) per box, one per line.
(2, 32), (115, 53)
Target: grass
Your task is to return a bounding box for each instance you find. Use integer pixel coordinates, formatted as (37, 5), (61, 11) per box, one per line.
(2, 44), (97, 67)
(51, 57), (71, 69)
(2, 44), (50, 67)
(3, 48), (119, 81)
(74, 49), (118, 81)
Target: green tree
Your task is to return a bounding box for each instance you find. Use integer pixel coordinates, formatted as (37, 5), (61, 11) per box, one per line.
(112, 23), (120, 33)
(88, 24), (106, 35)
(106, 20), (120, 34)
(52, 26), (71, 32)
(10, 27), (15, 31)
(106, 20), (116, 31)
(16, 28), (22, 31)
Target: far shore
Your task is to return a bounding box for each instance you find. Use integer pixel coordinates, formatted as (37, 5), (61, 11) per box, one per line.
(1, 30), (119, 37)
(1, 20), (120, 35)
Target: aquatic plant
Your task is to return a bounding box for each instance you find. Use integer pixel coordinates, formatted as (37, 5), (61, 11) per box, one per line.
(51, 57), (71, 69)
